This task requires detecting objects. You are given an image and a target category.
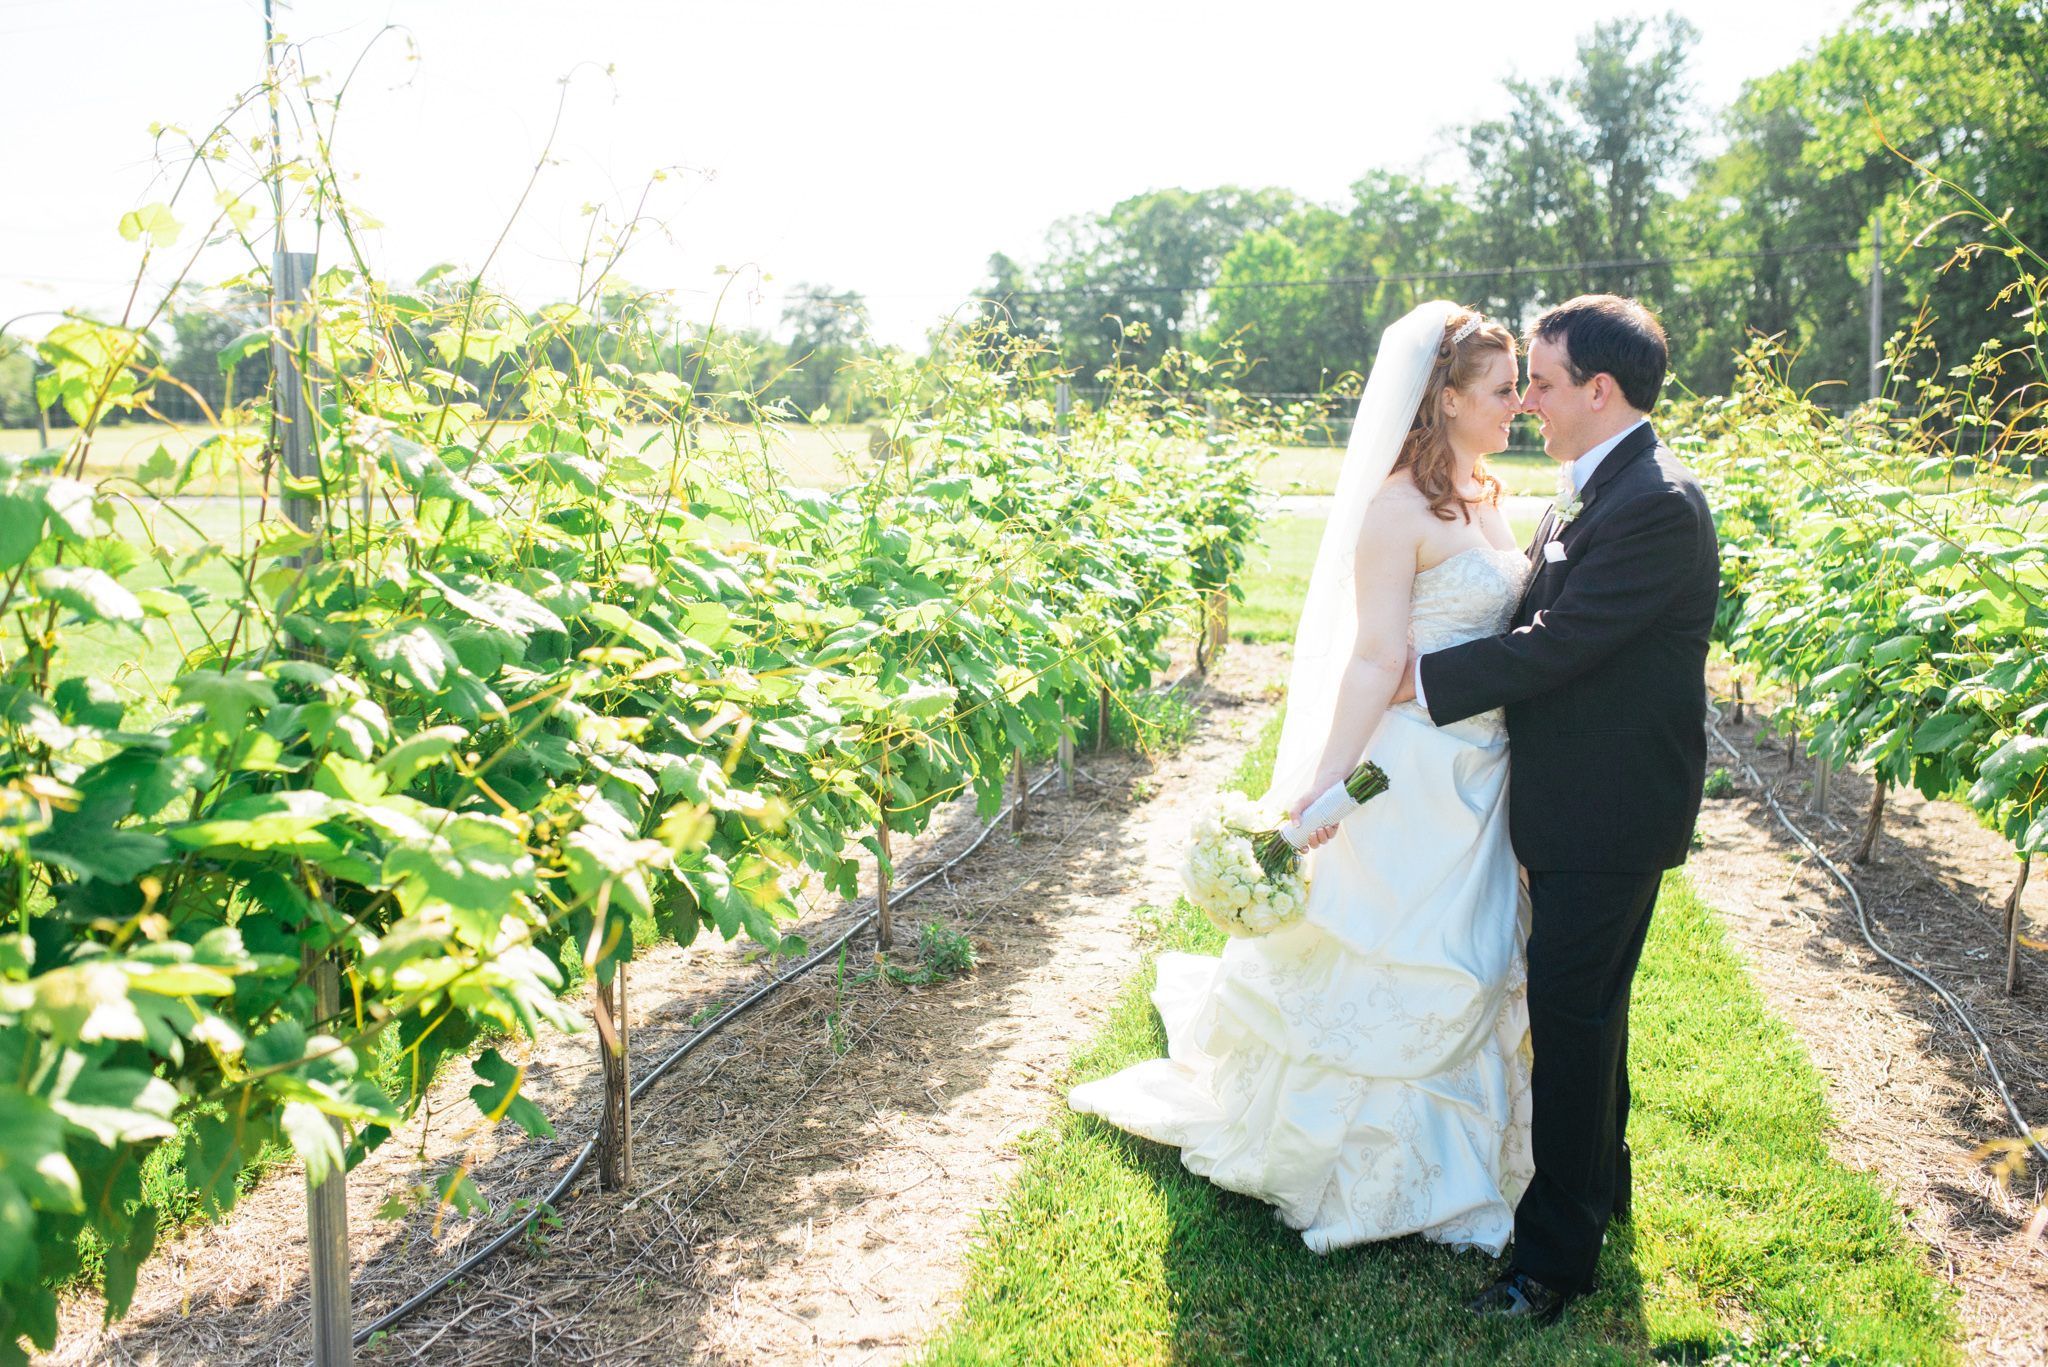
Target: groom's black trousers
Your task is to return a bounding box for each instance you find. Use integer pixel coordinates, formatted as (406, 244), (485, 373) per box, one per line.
(1513, 868), (1663, 1296)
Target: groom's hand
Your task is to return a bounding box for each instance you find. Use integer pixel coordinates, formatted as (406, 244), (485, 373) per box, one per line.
(1390, 647), (1420, 705)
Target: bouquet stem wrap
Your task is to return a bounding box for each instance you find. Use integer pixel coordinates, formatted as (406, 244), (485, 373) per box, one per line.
(1183, 760), (1391, 937)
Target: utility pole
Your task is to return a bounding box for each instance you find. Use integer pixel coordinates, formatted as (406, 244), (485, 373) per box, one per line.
(1869, 214), (1883, 402)
(265, 0), (284, 243)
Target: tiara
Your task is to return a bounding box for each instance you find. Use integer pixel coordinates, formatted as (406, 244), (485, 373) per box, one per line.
(1450, 313), (1486, 346)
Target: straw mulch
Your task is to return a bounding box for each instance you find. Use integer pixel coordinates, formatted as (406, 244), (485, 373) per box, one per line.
(1691, 669), (2047, 1366)
(42, 644), (1290, 1366)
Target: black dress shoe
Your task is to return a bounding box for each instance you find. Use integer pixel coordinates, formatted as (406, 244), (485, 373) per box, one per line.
(1467, 1270), (1570, 1326)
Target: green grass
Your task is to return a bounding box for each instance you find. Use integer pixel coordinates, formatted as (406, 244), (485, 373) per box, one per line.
(921, 714), (1957, 1367)
(1263, 446), (1559, 496)
(0, 420), (886, 490)
(1234, 509), (1543, 644)
(1234, 515), (1325, 643)
(53, 497), (264, 707)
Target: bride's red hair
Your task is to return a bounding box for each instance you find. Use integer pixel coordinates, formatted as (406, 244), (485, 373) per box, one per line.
(1393, 307), (1514, 523)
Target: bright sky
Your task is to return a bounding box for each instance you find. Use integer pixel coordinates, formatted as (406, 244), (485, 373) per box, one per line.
(1, 0), (1855, 350)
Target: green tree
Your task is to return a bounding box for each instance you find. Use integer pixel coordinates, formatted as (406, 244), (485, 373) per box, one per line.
(1456, 15), (1699, 324)
(771, 283), (868, 419)
(164, 294), (270, 421)
(1024, 186), (1299, 378)
(0, 344), (34, 429)
(1671, 2), (2047, 398)
(1205, 176), (1467, 393)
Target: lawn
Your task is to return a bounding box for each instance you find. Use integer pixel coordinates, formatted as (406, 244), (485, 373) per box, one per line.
(0, 420), (877, 491)
(919, 716), (1959, 1367)
(1234, 505), (1545, 645)
(5, 421), (1561, 496)
(1261, 445), (1559, 496)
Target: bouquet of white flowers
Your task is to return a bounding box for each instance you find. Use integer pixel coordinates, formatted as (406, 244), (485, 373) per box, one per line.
(1178, 761), (1390, 938)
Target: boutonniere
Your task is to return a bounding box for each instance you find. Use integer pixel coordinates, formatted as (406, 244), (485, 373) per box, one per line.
(1553, 466), (1589, 527)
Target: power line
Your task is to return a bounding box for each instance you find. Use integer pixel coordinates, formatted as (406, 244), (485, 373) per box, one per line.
(998, 240), (1864, 299)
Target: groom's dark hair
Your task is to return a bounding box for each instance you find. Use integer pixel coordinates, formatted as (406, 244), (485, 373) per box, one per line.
(1528, 295), (1667, 412)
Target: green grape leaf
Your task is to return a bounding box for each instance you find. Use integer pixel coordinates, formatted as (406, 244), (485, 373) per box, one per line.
(34, 566), (143, 631)
(467, 1048), (555, 1139)
(0, 489), (46, 569)
(165, 789), (347, 850)
(1910, 713), (1976, 755)
(173, 670), (277, 733)
(98, 1196), (157, 1321)
(375, 725), (466, 786)
(51, 676), (124, 733)
(0, 1174), (36, 1286)
(434, 1166), (488, 1219)
(0, 1088), (83, 1211)
(116, 202), (182, 247)
(383, 815), (538, 926)
(281, 1101), (345, 1190)
(359, 623), (459, 694)
(313, 754), (389, 802)
(43, 1049), (179, 1147)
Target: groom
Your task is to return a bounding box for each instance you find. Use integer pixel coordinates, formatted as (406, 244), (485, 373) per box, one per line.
(1394, 295), (1719, 1322)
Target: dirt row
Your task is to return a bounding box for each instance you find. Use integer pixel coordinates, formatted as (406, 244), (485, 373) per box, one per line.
(40, 646), (2048, 1365)
(44, 645), (1289, 1367)
(1688, 673), (2048, 1366)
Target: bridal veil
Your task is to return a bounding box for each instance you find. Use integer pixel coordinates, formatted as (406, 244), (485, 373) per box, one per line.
(1262, 299), (1460, 811)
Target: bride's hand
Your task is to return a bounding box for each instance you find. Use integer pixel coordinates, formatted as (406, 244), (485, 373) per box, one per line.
(1287, 784), (1342, 850)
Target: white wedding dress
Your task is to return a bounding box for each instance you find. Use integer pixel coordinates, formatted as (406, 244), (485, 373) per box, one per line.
(1069, 544), (1536, 1254)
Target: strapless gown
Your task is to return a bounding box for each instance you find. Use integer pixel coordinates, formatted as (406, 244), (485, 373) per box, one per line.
(1069, 546), (1535, 1253)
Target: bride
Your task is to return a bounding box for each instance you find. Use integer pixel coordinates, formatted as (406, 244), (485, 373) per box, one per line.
(1069, 300), (1535, 1254)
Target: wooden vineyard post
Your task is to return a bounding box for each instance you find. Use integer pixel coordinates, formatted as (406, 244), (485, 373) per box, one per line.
(1732, 677), (1745, 726)
(2004, 855), (2031, 996)
(304, 949), (350, 1367)
(1809, 754), (1834, 817)
(595, 955), (633, 1191)
(273, 250), (321, 560)
(597, 973), (633, 1188)
(281, 247), (349, 1367)
(1010, 746), (1028, 834)
(1854, 779), (1886, 864)
(875, 742), (894, 950)
(875, 815), (894, 952)
(1097, 684), (1110, 755)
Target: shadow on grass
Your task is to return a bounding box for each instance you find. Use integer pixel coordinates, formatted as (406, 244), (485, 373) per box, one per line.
(921, 712), (1959, 1367)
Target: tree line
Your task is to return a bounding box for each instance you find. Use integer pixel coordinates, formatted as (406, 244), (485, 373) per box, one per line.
(0, 276), (892, 431)
(981, 1), (2047, 406)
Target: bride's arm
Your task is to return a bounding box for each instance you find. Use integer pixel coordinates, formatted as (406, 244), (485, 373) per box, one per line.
(1287, 497), (1419, 832)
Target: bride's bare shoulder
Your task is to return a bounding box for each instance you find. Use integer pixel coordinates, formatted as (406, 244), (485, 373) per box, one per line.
(1362, 472), (1432, 530)
(1352, 473), (1430, 569)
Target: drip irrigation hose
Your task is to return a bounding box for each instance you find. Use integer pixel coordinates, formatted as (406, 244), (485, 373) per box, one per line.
(351, 765), (1066, 1348)
(1707, 716), (2048, 1172)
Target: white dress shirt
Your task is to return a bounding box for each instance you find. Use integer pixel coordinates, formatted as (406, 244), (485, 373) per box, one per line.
(1562, 416), (1649, 496)
(1412, 417), (1649, 710)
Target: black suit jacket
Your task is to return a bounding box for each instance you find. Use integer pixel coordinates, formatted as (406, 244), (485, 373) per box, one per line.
(1418, 423), (1719, 872)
